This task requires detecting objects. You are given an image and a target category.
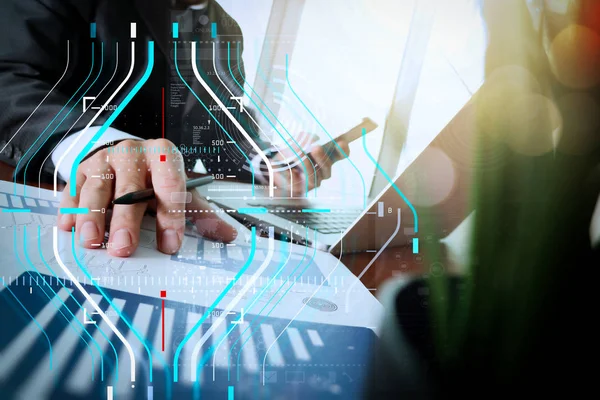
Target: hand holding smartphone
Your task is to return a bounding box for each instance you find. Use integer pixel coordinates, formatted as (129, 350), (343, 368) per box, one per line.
(312, 117), (378, 162)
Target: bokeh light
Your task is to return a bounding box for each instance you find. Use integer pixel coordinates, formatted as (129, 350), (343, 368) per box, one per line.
(401, 146), (456, 207)
(505, 93), (562, 156)
(549, 24), (600, 89)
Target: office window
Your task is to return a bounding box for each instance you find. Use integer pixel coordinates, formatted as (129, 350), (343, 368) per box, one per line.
(398, 0), (486, 174)
(275, 0), (417, 199)
(220, 0), (486, 200)
(218, 0), (274, 88)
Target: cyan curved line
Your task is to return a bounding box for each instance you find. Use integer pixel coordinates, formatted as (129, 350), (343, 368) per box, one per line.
(15, 43), (97, 196)
(227, 228), (309, 381)
(232, 43), (316, 194)
(36, 225), (118, 380)
(272, 233), (345, 361)
(192, 230), (281, 399)
(235, 44), (316, 178)
(235, 230), (318, 381)
(19, 226), (99, 380)
(344, 208), (401, 313)
(70, 41), (155, 197)
(253, 41), (308, 129)
(201, 43), (274, 181)
(208, 42), (286, 160)
(207, 43), (293, 192)
(270, 90), (305, 123)
(174, 42), (256, 196)
(271, 73), (348, 174)
(1, 40), (70, 157)
(197, 230), (295, 382)
(261, 238), (344, 383)
(70, 228), (170, 385)
(191, 43), (275, 196)
(235, 46), (320, 192)
(173, 227), (257, 382)
(285, 54), (366, 207)
(0, 277), (53, 370)
(227, 42), (315, 196)
(362, 128), (419, 233)
(23, 43), (106, 196)
(39, 42), (120, 196)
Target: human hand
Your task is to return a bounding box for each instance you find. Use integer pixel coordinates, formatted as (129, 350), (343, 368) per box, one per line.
(271, 133), (350, 197)
(57, 138), (237, 257)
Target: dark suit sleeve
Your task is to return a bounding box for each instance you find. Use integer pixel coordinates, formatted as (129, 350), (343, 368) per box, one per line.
(0, 0), (89, 180)
(212, 1), (270, 152)
(207, 0), (272, 183)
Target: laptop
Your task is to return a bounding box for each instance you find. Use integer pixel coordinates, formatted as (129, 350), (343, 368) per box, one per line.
(199, 95), (478, 254)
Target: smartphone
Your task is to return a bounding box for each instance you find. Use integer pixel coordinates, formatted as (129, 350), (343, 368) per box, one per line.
(316, 117), (378, 161)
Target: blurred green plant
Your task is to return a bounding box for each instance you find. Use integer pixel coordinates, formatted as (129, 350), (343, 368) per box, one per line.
(425, 0), (599, 394)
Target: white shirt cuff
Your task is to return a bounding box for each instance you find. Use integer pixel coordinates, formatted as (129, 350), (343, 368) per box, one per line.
(251, 153), (270, 184)
(51, 127), (141, 182)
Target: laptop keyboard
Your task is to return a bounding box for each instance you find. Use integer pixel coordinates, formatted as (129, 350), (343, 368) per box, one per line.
(260, 205), (362, 234)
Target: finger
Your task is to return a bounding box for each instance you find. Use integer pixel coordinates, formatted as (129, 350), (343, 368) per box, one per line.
(107, 151), (148, 257)
(309, 146), (332, 184)
(75, 168), (114, 248)
(291, 168), (307, 197)
(335, 139), (351, 159)
(274, 167), (295, 197)
(148, 139), (186, 254)
(187, 192), (238, 242)
(57, 170), (86, 231)
(300, 156), (320, 191)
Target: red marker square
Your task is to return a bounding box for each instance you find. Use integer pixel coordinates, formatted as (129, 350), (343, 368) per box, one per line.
(159, 154), (166, 162)
(160, 290), (167, 298)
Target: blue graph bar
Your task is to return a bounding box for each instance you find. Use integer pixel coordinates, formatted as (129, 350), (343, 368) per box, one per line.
(2, 209), (31, 213)
(301, 209), (331, 213)
(228, 386), (234, 400)
(211, 22), (217, 38)
(172, 22), (179, 38)
(90, 23), (96, 38)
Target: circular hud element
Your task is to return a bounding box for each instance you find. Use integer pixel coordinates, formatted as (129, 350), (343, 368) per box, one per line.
(302, 297), (338, 312)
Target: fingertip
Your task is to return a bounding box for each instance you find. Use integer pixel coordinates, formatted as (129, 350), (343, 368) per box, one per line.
(159, 229), (181, 255)
(195, 219), (238, 243)
(57, 214), (74, 231)
(108, 229), (137, 257)
(77, 220), (104, 248)
(222, 223), (238, 243)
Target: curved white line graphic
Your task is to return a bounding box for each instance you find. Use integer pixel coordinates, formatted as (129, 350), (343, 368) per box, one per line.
(0, 41), (70, 155)
(211, 42), (294, 196)
(261, 232), (344, 384)
(191, 42), (274, 197)
(39, 43), (120, 197)
(53, 41), (136, 196)
(344, 208), (401, 312)
(191, 228), (276, 381)
(52, 227), (136, 381)
(211, 227), (294, 380)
